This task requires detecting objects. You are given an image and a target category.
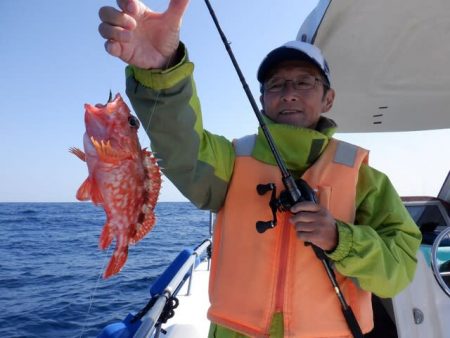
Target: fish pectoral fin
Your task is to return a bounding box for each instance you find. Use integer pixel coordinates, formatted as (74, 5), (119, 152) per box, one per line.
(69, 147), (86, 162)
(91, 137), (128, 163)
(90, 184), (104, 205)
(76, 178), (104, 204)
(103, 246), (128, 279)
(99, 222), (113, 250)
(76, 178), (93, 201)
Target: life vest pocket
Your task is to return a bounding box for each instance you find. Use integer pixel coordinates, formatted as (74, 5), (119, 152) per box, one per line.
(317, 185), (332, 210)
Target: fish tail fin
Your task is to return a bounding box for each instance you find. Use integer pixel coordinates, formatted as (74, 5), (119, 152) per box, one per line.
(69, 147), (86, 162)
(99, 222), (113, 250)
(103, 246), (128, 279)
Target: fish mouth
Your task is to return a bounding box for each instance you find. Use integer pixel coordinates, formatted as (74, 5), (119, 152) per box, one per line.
(84, 104), (111, 140)
(83, 93), (127, 145)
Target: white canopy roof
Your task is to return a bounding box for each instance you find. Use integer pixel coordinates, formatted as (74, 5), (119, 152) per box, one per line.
(298, 0), (450, 132)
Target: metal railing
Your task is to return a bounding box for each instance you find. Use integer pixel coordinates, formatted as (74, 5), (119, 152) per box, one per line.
(134, 239), (211, 338)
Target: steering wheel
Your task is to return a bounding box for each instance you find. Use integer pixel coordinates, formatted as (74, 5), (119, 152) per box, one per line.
(431, 227), (450, 297)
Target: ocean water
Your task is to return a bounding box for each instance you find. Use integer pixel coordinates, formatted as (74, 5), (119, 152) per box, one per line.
(0, 202), (211, 338)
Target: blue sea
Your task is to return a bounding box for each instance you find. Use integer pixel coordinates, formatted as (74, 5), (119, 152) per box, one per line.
(0, 202), (211, 338)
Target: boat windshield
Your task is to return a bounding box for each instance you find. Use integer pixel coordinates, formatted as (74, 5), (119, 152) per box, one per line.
(405, 200), (450, 245)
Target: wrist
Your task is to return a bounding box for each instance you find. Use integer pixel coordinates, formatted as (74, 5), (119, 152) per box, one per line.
(326, 221), (353, 261)
(161, 43), (185, 70)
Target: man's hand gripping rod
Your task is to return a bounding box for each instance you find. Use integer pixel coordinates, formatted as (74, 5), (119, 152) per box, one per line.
(203, 1), (363, 337)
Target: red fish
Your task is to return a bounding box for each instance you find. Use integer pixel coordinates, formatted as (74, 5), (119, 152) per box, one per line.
(70, 93), (161, 278)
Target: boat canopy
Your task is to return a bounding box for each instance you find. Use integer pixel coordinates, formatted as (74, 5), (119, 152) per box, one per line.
(298, 0), (450, 132)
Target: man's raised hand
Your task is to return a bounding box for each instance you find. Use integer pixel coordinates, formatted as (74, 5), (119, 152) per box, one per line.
(98, 0), (190, 69)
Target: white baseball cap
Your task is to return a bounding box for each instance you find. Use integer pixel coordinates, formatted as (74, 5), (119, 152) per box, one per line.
(257, 40), (331, 86)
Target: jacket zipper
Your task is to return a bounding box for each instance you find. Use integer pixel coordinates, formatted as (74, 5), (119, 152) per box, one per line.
(275, 214), (290, 312)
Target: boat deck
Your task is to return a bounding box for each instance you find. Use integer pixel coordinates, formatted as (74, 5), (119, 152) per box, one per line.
(162, 260), (211, 337)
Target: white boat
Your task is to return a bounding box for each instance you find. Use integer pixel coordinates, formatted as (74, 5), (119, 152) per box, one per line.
(98, 0), (450, 337)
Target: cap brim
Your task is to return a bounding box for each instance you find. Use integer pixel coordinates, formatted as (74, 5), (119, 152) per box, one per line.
(257, 48), (326, 83)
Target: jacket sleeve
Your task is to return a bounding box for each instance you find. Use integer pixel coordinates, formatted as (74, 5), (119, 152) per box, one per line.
(124, 43), (235, 212)
(327, 164), (422, 298)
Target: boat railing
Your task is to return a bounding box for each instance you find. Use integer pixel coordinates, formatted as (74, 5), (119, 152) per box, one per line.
(98, 238), (212, 338)
(135, 239), (211, 338)
(186, 239), (211, 296)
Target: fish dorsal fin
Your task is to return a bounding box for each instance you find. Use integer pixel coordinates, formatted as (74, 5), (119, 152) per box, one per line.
(128, 150), (162, 245)
(69, 147), (86, 162)
(142, 149), (162, 208)
(130, 210), (156, 244)
(91, 137), (129, 163)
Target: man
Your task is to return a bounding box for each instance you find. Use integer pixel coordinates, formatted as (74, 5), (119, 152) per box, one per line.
(98, 0), (422, 337)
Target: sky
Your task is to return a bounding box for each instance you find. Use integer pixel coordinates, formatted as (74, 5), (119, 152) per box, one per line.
(0, 0), (449, 203)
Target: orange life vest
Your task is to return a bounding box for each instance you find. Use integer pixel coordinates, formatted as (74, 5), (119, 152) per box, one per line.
(207, 137), (373, 338)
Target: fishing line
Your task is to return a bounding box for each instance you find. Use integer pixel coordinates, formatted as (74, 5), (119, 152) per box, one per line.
(79, 244), (112, 338)
(79, 41), (175, 337)
(144, 53), (176, 135)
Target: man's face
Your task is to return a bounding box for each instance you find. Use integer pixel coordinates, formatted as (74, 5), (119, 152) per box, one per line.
(260, 60), (335, 129)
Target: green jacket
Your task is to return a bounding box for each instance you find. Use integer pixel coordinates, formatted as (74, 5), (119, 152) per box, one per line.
(125, 44), (422, 337)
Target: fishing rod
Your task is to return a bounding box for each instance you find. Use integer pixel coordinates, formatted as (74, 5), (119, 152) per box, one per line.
(203, 2), (363, 337)
(202, 0), (305, 211)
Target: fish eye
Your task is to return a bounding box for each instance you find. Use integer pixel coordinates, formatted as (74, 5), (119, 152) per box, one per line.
(128, 116), (140, 128)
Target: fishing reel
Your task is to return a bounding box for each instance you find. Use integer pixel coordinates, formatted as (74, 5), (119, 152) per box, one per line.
(256, 179), (317, 233)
